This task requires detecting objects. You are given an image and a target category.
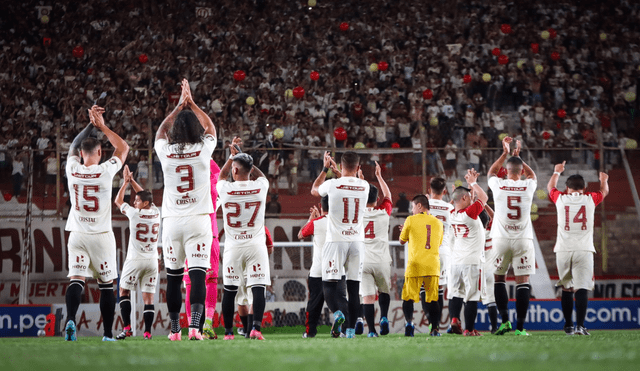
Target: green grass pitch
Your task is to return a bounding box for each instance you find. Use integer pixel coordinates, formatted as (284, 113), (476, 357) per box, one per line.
(2, 327), (639, 371)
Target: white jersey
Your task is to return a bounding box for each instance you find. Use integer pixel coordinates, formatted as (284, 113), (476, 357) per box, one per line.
(300, 216), (327, 278)
(154, 134), (216, 218)
(449, 201), (486, 265)
(217, 177), (269, 250)
(65, 156), (122, 233)
(488, 177), (537, 239)
(318, 177), (370, 242)
(120, 203), (161, 260)
(550, 188), (603, 253)
(428, 198), (454, 253)
(363, 198), (393, 265)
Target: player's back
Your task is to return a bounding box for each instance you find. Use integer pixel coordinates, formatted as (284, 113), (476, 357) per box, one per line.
(121, 203), (161, 259)
(363, 198), (392, 264)
(155, 136), (216, 217)
(301, 216), (327, 278)
(449, 202), (486, 265)
(428, 199), (454, 250)
(488, 177), (536, 239)
(551, 190), (602, 253)
(66, 156), (121, 233)
(401, 213), (443, 277)
(320, 177), (370, 243)
(217, 178), (269, 249)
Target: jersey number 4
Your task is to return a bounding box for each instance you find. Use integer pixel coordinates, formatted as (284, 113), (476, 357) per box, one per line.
(73, 185), (99, 212)
(364, 221), (375, 239)
(225, 201), (261, 228)
(564, 205), (588, 231)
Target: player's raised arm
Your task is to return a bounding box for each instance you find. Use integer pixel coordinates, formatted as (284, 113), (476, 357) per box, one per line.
(69, 122), (95, 158)
(311, 151), (332, 197)
(488, 136), (512, 178)
(126, 164), (145, 193)
(374, 161), (392, 202)
(547, 161), (566, 193)
(218, 139), (240, 181)
(114, 165), (131, 209)
(183, 79), (216, 138)
(599, 171), (609, 198)
(466, 168), (488, 205)
(155, 80), (190, 141)
(89, 105), (129, 164)
(298, 206), (320, 240)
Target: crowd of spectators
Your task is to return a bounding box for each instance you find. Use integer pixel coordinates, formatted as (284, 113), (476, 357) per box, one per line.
(1, 0), (639, 198)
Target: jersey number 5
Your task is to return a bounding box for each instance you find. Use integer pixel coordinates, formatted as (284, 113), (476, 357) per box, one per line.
(507, 196), (521, 220)
(73, 185), (99, 212)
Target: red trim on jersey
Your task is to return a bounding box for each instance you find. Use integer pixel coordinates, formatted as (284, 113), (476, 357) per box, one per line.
(589, 191), (604, 206)
(460, 200), (484, 219)
(300, 216), (325, 238)
(265, 227), (274, 248)
(549, 187), (561, 203)
(375, 198), (393, 216)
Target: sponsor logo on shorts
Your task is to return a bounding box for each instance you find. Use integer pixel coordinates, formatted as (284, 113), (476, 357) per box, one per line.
(517, 256), (532, 271)
(225, 267), (240, 280)
(341, 227), (358, 236)
(177, 193), (197, 205)
(250, 264), (266, 279)
(71, 264), (87, 270)
(76, 255), (85, 264)
(233, 231), (253, 240)
(99, 261), (112, 277)
(79, 216), (96, 223)
(495, 257), (503, 266)
(191, 253), (209, 259)
(325, 260), (339, 275)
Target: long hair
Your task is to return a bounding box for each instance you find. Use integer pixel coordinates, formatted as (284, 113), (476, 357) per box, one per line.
(168, 111), (204, 153)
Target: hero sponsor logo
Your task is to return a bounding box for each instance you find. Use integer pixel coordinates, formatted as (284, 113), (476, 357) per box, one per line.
(165, 246), (177, 263)
(325, 260), (339, 275)
(71, 255), (87, 271)
(225, 266), (240, 280)
(144, 277), (157, 288)
(191, 243), (208, 259)
(250, 264), (266, 279)
(99, 261), (112, 277)
(517, 256), (532, 271)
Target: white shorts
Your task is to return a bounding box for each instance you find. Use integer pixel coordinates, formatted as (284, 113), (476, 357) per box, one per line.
(67, 231), (118, 282)
(322, 241), (364, 281)
(120, 258), (159, 293)
(493, 238), (535, 276)
(439, 248), (449, 286)
(481, 248), (497, 304)
(236, 274), (253, 306)
(222, 245), (271, 287)
(556, 251), (594, 291)
(360, 261), (391, 297)
(162, 215), (213, 270)
(449, 264), (481, 302)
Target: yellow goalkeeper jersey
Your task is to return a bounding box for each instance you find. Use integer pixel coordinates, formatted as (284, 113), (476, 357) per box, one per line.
(399, 212), (444, 277)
